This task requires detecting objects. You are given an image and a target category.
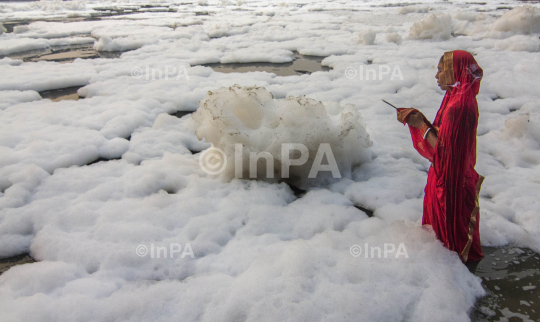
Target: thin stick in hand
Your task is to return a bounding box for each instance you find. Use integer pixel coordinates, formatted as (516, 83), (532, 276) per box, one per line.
(382, 99), (398, 109)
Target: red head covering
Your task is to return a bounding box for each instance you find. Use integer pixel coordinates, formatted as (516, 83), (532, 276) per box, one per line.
(434, 50), (483, 125)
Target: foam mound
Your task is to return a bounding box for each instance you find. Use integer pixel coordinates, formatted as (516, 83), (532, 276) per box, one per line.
(191, 85), (372, 188)
(408, 13), (452, 41)
(399, 5), (429, 15)
(359, 29), (376, 45)
(491, 5), (540, 35)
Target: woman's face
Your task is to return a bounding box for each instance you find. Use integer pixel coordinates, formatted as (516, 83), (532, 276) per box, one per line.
(435, 61), (452, 91)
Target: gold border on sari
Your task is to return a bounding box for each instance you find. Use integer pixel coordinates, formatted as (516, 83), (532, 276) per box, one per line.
(441, 51), (455, 88)
(460, 175), (484, 262)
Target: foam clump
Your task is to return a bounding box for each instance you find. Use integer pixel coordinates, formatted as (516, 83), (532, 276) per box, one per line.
(408, 13), (452, 41)
(93, 36), (152, 52)
(385, 32), (403, 44)
(399, 5), (429, 15)
(359, 29), (376, 45)
(453, 10), (477, 22)
(502, 113), (540, 141)
(491, 5), (540, 35)
(190, 85), (372, 188)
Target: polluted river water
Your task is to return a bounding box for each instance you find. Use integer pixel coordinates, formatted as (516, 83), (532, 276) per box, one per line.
(1, 12), (539, 322)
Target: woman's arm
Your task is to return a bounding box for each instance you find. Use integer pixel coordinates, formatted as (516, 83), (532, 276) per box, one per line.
(407, 112), (438, 148)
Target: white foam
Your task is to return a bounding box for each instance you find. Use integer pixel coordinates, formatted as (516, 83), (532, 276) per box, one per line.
(0, 90), (41, 110)
(385, 32), (403, 45)
(494, 35), (540, 52)
(453, 10), (477, 22)
(399, 5), (429, 15)
(191, 85), (372, 188)
(491, 5), (540, 35)
(359, 29), (376, 45)
(408, 13), (452, 41)
(0, 37), (50, 56)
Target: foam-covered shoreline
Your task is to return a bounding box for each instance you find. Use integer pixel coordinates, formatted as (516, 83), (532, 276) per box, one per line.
(1, 1), (540, 321)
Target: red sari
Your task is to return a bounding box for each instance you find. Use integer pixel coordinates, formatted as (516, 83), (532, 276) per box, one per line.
(401, 51), (485, 262)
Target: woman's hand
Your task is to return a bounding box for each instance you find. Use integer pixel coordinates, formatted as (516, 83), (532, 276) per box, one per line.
(407, 112), (425, 129)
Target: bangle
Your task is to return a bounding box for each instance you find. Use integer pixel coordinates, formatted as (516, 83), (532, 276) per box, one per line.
(423, 128), (431, 139)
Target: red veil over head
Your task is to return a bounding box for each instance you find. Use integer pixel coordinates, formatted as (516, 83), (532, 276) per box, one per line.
(408, 50), (485, 262)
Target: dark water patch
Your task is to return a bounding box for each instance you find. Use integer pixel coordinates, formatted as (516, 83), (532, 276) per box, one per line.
(471, 246), (540, 321)
(94, 50), (125, 59)
(28, 46), (98, 62)
(171, 110), (194, 118)
(0, 253), (35, 275)
(92, 6), (173, 16)
(201, 52), (331, 76)
(39, 85), (84, 102)
(140, 7), (177, 13)
(371, 2), (422, 7)
(5, 42), (126, 63)
(86, 156), (122, 166)
(140, 4), (170, 8)
(286, 184), (306, 197)
(188, 148), (202, 155)
(466, 259), (481, 274)
(354, 205), (374, 217)
(1, 20), (30, 33)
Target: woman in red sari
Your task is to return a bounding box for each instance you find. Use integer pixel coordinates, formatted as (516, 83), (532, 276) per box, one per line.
(397, 50), (484, 264)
